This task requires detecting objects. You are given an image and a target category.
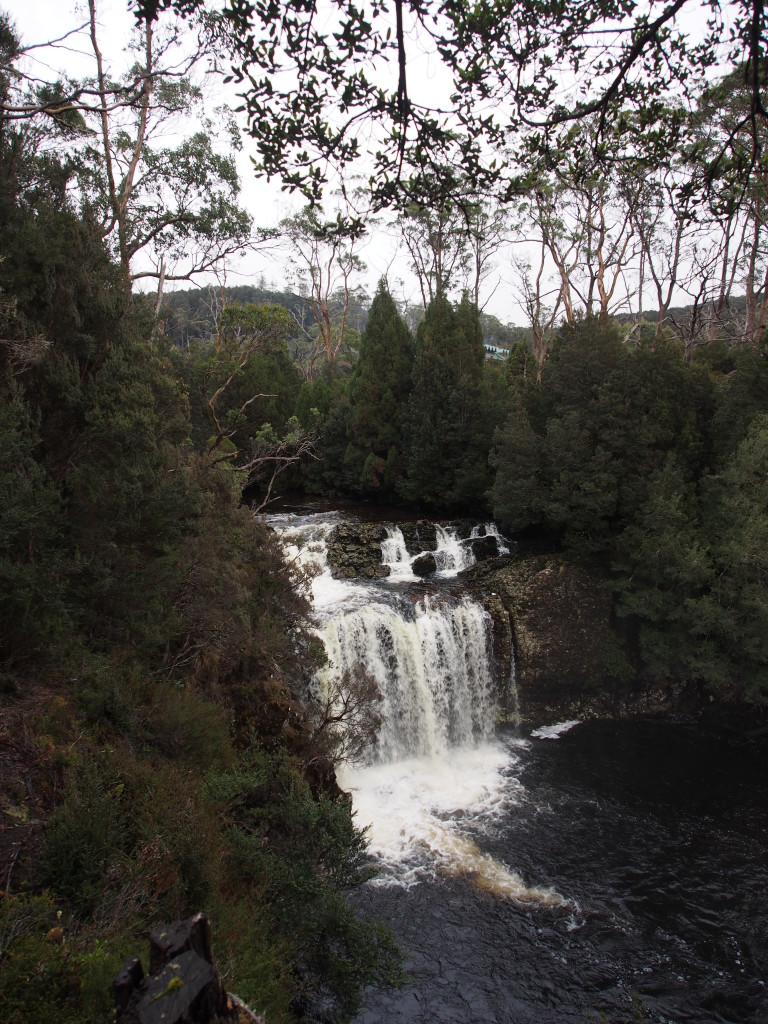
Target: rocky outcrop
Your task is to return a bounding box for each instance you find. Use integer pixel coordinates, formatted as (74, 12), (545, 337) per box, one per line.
(326, 523), (391, 579)
(470, 534), (499, 562)
(398, 520), (438, 553)
(113, 914), (262, 1024)
(325, 519), (505, 580)
(465, 554), (694, 724)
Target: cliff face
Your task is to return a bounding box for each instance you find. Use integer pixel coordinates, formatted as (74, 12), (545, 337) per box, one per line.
(464, 555), (612, 722)
(464, 555), (689, 725)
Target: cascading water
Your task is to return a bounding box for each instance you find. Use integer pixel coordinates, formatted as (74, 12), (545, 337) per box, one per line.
(315, 595), (494, 762)
(380, 522), (509, 580)
(269, 509), (557, 900)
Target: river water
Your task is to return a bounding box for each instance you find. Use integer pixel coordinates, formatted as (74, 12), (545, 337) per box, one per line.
(269, 509), (768, 1024)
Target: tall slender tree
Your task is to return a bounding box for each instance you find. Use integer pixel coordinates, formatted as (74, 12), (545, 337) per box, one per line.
(345, 279), (414, 496)
(399, 292), (489, 510)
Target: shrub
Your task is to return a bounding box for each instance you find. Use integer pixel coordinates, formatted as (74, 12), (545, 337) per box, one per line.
(43, 761), (128, 917)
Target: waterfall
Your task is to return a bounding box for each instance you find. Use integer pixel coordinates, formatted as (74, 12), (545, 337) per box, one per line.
(269, 510), (561, 903)
(381, 522), (509, 581)
(316, 595), (495, 763)
(470, 521), (510, 555)
(433, 524), (475, 574)
(381, 526), (414, 581)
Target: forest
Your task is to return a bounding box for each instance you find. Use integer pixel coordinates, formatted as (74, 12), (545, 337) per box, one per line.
(2, 0), (768, 1021)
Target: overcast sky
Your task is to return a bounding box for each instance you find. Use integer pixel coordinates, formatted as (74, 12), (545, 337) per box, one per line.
(9, 0), (534, 322)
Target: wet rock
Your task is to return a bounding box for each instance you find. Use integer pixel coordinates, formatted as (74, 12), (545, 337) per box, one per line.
(399, 521), (437, 552)
(326, 523), (391, 579)
(466, 554), (692, 725)
(447, 519), (473, 541)
(464, 555), (616, 724)
(470, 534), (499, 562)
(412, 553), (437, 577)
(114, 914), (262, 1024)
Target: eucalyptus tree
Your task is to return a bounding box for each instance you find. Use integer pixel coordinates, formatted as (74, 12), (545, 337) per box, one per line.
(397, 198), (467, 308)
(82, 0), (258, 294)
(280, 203), (368, 378)
(133, 0), (768, 222)
(4, 2), (260, 296)
(685, 66), (768, 347)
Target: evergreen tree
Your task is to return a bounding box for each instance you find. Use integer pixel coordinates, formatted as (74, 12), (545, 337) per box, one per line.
(0, 382), (66, 666)
(691, 415), (768, 702)
(399, 292), (490, 511)
(491, 318), (713, 557)
(344, 278), (414, 497)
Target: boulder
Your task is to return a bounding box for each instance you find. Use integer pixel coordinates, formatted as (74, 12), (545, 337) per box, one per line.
(411, 552), (437, 577)
(470, 534), (499, 562)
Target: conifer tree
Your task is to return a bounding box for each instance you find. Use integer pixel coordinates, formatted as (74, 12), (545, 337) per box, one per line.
(345, 279), (414, 496)
(398, 292), (489, 510)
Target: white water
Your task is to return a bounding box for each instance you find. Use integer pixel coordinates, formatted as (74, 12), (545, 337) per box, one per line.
(269, 511), (563, 904)
(316, 595), (494, 762)
(531, 720), (582, 740)
(380, 522), (510, 581)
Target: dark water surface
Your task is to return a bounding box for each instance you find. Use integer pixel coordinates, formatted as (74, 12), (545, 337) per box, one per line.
(351, 719), (768, 1024)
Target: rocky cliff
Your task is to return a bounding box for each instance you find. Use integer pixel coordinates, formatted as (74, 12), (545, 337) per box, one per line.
(464, 555), (687, 725)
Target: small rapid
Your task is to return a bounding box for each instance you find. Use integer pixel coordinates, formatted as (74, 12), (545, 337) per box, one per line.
(380, 522), (509, 581)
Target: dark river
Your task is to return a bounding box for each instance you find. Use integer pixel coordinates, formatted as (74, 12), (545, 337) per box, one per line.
(350, 718), (768, 1024)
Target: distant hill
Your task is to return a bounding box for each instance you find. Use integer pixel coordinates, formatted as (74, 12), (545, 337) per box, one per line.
(158, 284), (358, 348)
(158, 285), (528, 361)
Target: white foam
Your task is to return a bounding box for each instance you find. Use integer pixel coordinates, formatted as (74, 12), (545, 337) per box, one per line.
(339, 743), (564, 904)
(381, 526), (419, 582)
(531, 720), (582, 740)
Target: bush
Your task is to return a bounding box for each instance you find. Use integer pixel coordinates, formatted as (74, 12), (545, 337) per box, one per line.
(207, 747), (402, 1022)
(140, 681), (233, 768)
(43, 761), (128, 917)
(0, 894), (129, 1024)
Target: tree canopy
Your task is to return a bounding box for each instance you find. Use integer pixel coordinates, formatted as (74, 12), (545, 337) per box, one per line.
(129, 0), (768, 210)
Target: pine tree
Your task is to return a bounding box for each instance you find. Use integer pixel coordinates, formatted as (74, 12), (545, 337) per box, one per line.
(345, 279), (414, 496)
(398, 292), (489, 510)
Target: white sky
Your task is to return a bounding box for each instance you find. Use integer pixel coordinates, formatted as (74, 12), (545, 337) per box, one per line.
(6, 0), (743, 328)
(8, 0), (526, 321)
